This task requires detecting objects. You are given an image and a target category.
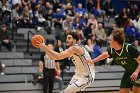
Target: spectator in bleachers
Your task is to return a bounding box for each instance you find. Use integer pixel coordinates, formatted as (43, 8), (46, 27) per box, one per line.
(54, 40), (65, 92)
(82, 13), (88, 29)
(0, 24), (13, 51)
(133, 15), (140, 32)
(72, 13), (83, 30)
(52, 0), (60, 13)
(103, 0), (115, 17)
(21, 0), (31, 7)
(133, 40), (140, 52)
(32, 4), (46, 29)
(54, 39), (67, 79)
(60, 27), (70, 44)
(75, 26), (85, 42)
(94, 0), (105, 17)
(124, 17), (132, 29)
(84, 23), (96, 39)
(107, 23), (118, 37)
(42, 2), (52, 15)
(12, 0), (22, 6)
(130, 4), (139, 19)
(43, 9), (53, 33)
(87, 14), (98, 28)
(52, 8), (64, 29)
(11, 3), (23, 27)
(65, 3), (74, 17)
(62, 15), (73, 31)
(30, 0), (41, 12)
(2, 0), (11, 24)
(95, 23), (107, 47)
(84, 38), (94, 59)
(125, 21), (140, 43)
(86, 0), (96, 14)
(119, 8), (130, 27)
(90, 33), (103, 65)
(21, 5), (32, 27)
(75, 3), (86, 17)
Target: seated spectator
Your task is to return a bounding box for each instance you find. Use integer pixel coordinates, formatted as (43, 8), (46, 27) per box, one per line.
(119, 8), (130, 27)
(43, 9), (53, 34)
(95, 23), (107, 47)
(94, 0), (105, 16)
(103, 0), (115, 17)
(65, 3), (74, 17)
(0, 24), (13, 51)
(86, 0), (96, 13)
(60, 27), (70, 44)
(75, 26), (85, 42)
(87, 14), (98, 28)
(21, 5), (32, 28)
(133, 15), (140, 32)
(84, 23), (96, 39)
(84, 38), (94, 59)
(32, 4), (46, 29)
(125, 21), (140, 43)
(75, 3), (86, 17)
(72, 13), (84, 30)
(52, 8), (64, 29)
(130, 4), (139, 19)
(107, 23), (118, 37)
(133, 40), (140, 52)
(90, 34), (103, 65)
(2, 0), (11, 24)
(62, 15), (73, 31)
(11, 3), (23, 28)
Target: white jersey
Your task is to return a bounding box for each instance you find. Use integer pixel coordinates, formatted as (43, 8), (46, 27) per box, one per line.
(70, 44), (95, 83)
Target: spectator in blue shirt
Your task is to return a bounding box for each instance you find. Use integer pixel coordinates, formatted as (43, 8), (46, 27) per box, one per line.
(75, 3), (86, 17)
(52, 8), (64, 29)
(72, 13), (84, 30)
(125, 21), (140, 43)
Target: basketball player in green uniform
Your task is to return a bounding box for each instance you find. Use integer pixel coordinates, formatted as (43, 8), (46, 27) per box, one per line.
(86, 29), (140, 93)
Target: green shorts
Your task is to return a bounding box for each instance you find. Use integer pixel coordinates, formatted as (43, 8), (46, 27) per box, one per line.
(120, 71), (140, 88)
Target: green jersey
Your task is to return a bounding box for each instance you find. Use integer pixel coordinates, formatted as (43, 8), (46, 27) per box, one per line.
(108, 43), (139, 73)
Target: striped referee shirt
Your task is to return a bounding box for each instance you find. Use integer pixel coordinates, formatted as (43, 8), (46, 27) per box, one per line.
(40, 52), (55, 69)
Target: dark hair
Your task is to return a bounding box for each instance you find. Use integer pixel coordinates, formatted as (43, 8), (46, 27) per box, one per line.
(111, 28), (125, 45)
(67, 32), (79, 42)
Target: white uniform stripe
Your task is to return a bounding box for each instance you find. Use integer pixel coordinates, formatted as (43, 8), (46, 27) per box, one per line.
(80, 55), (94, 83)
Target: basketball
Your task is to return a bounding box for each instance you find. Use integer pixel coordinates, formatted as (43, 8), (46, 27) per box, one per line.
(31, 35), (45, 48)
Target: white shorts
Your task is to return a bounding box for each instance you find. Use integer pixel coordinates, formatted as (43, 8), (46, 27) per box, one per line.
(64, 73), (95, 93)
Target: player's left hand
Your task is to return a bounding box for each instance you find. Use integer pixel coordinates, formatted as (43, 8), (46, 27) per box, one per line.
(130, 72), (138, 81)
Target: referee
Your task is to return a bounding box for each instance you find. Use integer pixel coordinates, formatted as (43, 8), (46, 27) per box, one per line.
(39, 43), (58, 93)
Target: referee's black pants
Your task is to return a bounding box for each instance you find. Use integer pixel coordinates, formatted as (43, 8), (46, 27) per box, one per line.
(43, 68), (55, 93)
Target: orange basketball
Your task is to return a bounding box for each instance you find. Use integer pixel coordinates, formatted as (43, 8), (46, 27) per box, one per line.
(31, 35), (45, 48)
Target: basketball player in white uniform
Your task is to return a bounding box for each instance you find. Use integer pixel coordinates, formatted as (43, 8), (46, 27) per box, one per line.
(36, 32), (95, 93)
